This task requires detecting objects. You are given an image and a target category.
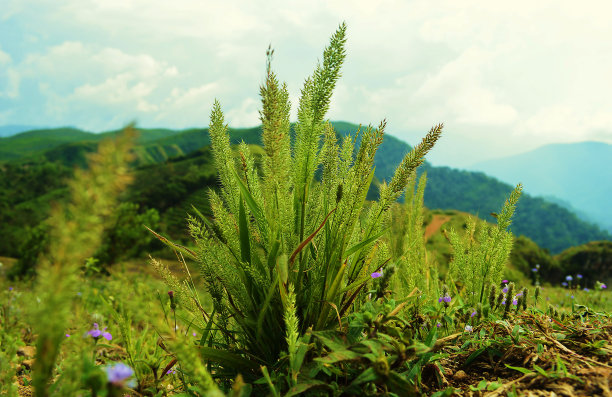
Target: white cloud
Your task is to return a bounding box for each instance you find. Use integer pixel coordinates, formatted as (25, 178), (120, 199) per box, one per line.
(225, 97), (260, 127)
(523, 105), (612, 143)
(0, 69), (20, 99)
(414, 48), (518, 126)
(72, 74), (155, 105)
(0, 109), (14, 124)
(164, 66), (178, 77)
(151, 83), (220, 127)
(5, 70), (20, 98)
(0, 48), (11, 65)
(5, 40), (188, 129)
(1, 0), (612, 165)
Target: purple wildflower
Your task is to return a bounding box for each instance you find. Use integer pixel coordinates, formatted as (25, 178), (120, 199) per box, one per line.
(8, 287), (13, 291)
(88, 323), (112, 341)
(601, 284), (607, 289)
(436, 322), (442, 328)
(576, 274), (582, 279)
(166, 368), (176, 375)
(570, 295), (574, 299)
(502, 280), (509, 284)
(502, 286), (508, 294)
(566, 275), (573, 281)
(470, 310), (477, 318)
(438, 294), (451, 303)
(512, 298), (518, 306)
(105, 362), (134, 385)
(65, 334), (70, 338)
(192, 332), (197, 337)
(531, 268), (538, 272)
(584, 287), (589, 292)
(464, 325), (473, 333)
(562, 282), (568, 287)
(371, 272), (383, 279)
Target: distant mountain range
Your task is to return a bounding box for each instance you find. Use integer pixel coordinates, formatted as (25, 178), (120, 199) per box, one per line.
(469, 142), (612, 233)
(0, 123), (609, 257)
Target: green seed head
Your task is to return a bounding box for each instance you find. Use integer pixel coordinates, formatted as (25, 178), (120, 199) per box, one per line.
(488, 284), (497, 309)
(521, 288), (528, 310)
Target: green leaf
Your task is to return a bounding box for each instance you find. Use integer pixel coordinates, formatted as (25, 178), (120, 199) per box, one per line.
(311, 330), (348, 351)
(238, 195), (251, 265)
(260, 366), (280, 397)
(145, 225), (196, 259)
(344, 227), (388, 259)
(267, 234), (281, 273)
(234, 168), (268, 242)
(487, 381), (503, 391)
(285, 380), (332, 397)
(200, 306), (217, 347)
(359, 339), (387, 356)
(256, 273), (279, 341)
(197, 347), (260, 374)
(289, 207), (336, 267)
(425, 328), (438, 348)
(505, 364), (534, 375)
(431, 387), (458, 397)
(405, 361), (422, 381)
(533, 364), (550, 378)
(335, 274), (372, 296)
(387, 371), (415, 397)
(464, 347), (486, 366)
(291, 334), (312, 379)
(348, 367), (378, 387)
(469, 380), (488, 391)
(315, 349), (360, 364)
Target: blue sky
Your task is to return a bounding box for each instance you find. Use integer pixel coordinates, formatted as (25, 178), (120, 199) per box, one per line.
(1, 0), (612, 166)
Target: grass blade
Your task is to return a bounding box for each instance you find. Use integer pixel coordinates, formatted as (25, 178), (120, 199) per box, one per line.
(238, 195), (251, 265)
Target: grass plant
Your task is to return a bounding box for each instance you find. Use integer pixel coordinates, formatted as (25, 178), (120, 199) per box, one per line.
(447, 184), (523, 306)
(149, 22), (443, 382)
(30, 127), (136, 396)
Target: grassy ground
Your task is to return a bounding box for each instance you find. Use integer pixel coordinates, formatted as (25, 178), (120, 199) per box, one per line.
(1, 256), (610, 396)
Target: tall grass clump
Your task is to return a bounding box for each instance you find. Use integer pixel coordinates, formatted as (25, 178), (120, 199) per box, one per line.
(447, 184), (523, 305)
(150, 22), (443, 381)
(389, 172), (438, 298)
(30, 128), (136, 396)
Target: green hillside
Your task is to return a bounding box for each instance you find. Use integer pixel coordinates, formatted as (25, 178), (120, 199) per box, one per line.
(470, 142), (612, 233)
(0, 127), (95, 160)
(0, 123), (609, 260)
(421, 165), (609, 253)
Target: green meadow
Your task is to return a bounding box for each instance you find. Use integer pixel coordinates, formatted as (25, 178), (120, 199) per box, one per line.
(0, 24), (610, 396)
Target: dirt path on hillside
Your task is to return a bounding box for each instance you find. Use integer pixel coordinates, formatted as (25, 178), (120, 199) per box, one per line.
(424, 215), (451, 241)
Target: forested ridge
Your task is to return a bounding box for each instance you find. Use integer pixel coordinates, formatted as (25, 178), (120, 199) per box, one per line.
(0, 122), (609, 262)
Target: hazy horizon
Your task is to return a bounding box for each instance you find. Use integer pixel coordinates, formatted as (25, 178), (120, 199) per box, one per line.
(2, 1), (612, 167)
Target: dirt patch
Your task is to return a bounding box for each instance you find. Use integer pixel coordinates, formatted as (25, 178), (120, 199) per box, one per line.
(425, 215), (451, 241)
(429, 313), (612, 396)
